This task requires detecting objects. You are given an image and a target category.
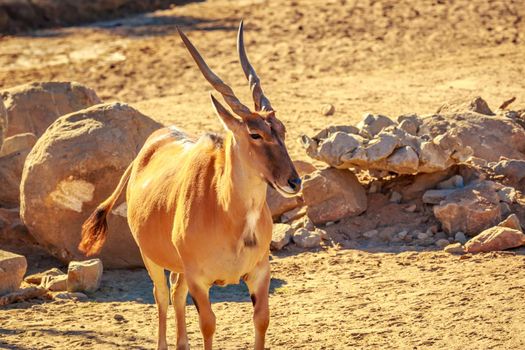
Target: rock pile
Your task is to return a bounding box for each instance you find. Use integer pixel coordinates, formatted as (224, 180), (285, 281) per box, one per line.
(270, 96), (525, 254)
(0, 256), (104, 305)
(0, 81), (163, 269)
(301, 99), (525, 174)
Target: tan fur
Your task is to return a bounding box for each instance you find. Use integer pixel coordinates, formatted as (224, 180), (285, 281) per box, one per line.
(80, 127), (283, 350)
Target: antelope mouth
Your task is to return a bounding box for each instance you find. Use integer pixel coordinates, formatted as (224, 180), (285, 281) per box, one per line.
(270, 181), (299, 198)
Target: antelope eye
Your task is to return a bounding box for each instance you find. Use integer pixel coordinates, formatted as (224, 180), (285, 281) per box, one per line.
(250, 133), (262, 140)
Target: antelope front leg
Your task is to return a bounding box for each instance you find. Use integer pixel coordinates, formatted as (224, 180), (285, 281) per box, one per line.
(187, 279), (215, 350)
(245, 259), (270, 350)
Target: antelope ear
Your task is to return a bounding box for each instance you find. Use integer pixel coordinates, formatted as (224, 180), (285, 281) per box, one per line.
(210, 93), (242, 132)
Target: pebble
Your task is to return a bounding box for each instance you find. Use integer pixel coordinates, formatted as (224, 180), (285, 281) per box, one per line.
(417, 232), (429, 240)
(434, 231), (448, 240)
(454, 232), (467, 244)
(363, 229), (379, 239)
(321, 104), (335, 116)
(435, 239), (450, 248)
(397, 230), (408, 239)
(114, 314), (125, 322)
(405, 204), (417, 213)
(444, 243), (465, 254)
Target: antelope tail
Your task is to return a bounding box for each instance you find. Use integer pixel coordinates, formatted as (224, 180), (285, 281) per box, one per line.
(78, 162), (133, 256)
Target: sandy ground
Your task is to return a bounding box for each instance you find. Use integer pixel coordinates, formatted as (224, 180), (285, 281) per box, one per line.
(3, 249), (525, 349)
(1, 0), (525, 349)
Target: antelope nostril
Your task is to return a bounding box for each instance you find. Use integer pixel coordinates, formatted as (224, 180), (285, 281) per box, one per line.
(288, 177), (302, 190)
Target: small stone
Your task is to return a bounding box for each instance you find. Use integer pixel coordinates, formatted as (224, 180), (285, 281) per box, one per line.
(379, 227), (397, 242)
(321, 104), (335, 116)
(25, 268), (65, 285)
(498, 214), (521, 232)
(434, 231), (448, 240)
(0, 250), (27, 296)
(271, 224), (294, 251)
(315, 228), (329, 240)
(444, 243), (465, 254)
(52, 291), (88, 301)
(292, 228), (322, 248)
(358, 114), (396, 138)
(397, 230), (408, 239)
(417, 237), (435, 247)
(454, 232), (467, 244)
(390, 191), (402, 203)
(41, 274), (68, 292)
(405, 204), (417, 213)
(280, 206), (306, 223)
(436, 175), (464, 189)
(435, 239), (450, 248)
(398, 119), (418, 135)
(417, 232), (429, 240)
(114, 314), (125, 322)
(290, 219), (304, 230)
(363, 229), (379, 239)
(67, 259), (103, 293)
(422, 189), (455, 204)
(303, 217), (315, 231)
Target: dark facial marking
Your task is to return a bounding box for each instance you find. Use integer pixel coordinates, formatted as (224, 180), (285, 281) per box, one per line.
(250, 294), (257, 306)
(244, 235), (258, 247)
(191, 295), (200, 313)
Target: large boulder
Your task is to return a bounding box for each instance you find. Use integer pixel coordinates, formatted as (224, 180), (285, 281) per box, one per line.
(302, 168), (367, 225)
(2, 81), (101, 138)
(433, 181), (502, 236)
(418, 112), (525, 162)
(266, 160), (315, 221)
(0, 249), (27, 296)
(20, 102), (162, 268)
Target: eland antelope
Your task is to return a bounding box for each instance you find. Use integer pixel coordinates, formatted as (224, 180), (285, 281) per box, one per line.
(79, 21), (301, 350)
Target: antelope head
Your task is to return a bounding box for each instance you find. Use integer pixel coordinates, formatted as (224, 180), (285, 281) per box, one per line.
(178, 21), (301, 196)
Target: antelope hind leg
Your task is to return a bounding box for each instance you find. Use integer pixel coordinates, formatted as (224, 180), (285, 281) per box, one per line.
(170, 272), (190, 350)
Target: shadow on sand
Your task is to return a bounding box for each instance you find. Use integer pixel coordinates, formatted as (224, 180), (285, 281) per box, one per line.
(89, 268), (286, 305)
(14, 8), (237, 39)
